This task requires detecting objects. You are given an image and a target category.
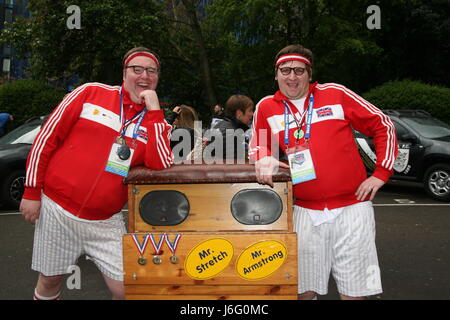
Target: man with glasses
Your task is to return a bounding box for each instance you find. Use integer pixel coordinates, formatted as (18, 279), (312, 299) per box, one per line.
(20, 47), (173, 300)
(249, 44), (398, 300)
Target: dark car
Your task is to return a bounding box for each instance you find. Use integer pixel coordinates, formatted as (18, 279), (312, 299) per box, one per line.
(355, 110), (450, 202)
(0, 116), (47, 208)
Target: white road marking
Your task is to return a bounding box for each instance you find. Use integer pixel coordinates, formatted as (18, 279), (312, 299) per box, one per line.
(0, 212), (22, 216)
(394, 199), (416, 204)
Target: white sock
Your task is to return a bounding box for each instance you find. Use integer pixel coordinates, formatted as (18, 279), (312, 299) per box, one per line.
(33, 288), (61, 300)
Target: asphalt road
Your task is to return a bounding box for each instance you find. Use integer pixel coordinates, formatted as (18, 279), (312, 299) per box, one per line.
(0, 180), (449, 300)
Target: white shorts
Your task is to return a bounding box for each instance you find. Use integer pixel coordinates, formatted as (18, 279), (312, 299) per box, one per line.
(293, 202), (382, 297)
(32, 194), (126, 281)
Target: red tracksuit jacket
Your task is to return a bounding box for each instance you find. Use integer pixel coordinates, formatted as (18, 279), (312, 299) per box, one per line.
(249, 82), (398, 210)
(24, 82), (173, 220)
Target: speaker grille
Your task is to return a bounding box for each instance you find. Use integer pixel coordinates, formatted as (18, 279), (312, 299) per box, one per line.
(231, 189), (282, 225)
(139, 190), (190, 226)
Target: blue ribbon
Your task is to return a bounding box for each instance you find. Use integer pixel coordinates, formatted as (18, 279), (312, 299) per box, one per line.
(119, 89), (147, 141)
(282, 94), (314, 146)
(305, 95), (314, 140)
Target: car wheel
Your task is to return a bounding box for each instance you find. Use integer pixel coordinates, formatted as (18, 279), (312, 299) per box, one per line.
(1, 170), (26, 208)
(424, 164), (450, 202)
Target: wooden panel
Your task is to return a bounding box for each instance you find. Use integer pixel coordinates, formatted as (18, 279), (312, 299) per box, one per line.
(125, 284), (297, 296)
(128, 182), (292, 233)
(287, 183), (293, 232)
(126, 295), (297, 300)
(123, 232), (297, 286)
(127, 185), (135, 232)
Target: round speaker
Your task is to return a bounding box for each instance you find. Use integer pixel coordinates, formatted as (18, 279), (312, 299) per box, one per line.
(139, 190), (190, 226)
(231, 189), (282, 225)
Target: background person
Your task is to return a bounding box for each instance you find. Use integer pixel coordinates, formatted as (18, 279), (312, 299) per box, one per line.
(249, 44), (398, 300)
(210, 103), (225, 129)
(20, 47), (173, 300)
(0, 113), (13, 136)
(210, 94), (254, 160)
(166, 104), (200, 161)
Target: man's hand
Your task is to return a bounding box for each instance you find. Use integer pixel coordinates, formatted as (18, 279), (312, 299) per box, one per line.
(173, 106), (181, 114)
(355, 176), (385, 201)
(139, 90), (160, 111)
(20, 199), (41, 224)
(255, 156), (290, 188)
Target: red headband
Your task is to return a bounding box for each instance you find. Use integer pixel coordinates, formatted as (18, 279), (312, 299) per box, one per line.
(124, 52), (160, 69)
(276, 54), (312, 67)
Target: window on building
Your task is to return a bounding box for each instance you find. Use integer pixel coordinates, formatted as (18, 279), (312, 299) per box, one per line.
(5, 8), (13, 23)
(3, 58), (11, 73)
(3, 45), (12, 56)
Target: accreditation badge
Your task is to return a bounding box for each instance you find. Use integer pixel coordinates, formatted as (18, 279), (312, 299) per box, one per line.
(286, 144), (316, 185)
(105, 141), (135, 177)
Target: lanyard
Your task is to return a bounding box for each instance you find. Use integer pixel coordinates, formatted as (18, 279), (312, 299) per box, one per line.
(305, 94), (314, 140)
(119, 89), (147, 140)
(283, 94), (314, 146)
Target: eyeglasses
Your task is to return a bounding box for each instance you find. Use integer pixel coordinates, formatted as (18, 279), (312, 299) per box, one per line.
(279, 67), (306, 76)
(126, 65), (158, 76)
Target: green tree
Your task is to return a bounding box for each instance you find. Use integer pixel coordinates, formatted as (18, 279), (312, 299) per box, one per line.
(374, 0), (450, 87)
(204, 0), (384, 101)
(1, 0), (448, 122)
(159, 0), (217, 117)
(1, 0), (166, 86)
(204, 0), (449, 100)
(0, 80), (65, 126)
(363, 80), (450, 124)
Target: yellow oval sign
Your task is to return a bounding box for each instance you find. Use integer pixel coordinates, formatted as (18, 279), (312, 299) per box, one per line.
(236, 240), (287, 280)
(185, 238), (234, 280)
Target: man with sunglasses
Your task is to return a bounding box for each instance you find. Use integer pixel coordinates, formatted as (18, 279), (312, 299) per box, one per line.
(20, 47), (173, 300)
(249, 44), (398, 300)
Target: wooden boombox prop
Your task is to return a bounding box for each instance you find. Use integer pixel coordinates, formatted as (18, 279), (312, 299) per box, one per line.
(123, 163), (297, 300)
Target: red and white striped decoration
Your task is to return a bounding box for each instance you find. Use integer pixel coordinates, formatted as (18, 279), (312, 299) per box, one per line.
(276, 54), (312, 67)
(124, 52), (160, 69)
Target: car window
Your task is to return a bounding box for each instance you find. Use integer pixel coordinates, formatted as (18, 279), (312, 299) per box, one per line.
(401, 117), (450, 139)
(393, 121), (411, 139)
(12, 126), (41, 144)
(0, 122), (41, 144)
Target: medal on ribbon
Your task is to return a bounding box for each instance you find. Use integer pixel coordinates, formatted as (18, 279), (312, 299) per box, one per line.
(165, 234), (182, 264)
(115, 90), (147, 162)
(132, 234), (150, 265)
(149, 234), (166, 265)
(294, 129), (304, 140)
(116, 136), (131, 160)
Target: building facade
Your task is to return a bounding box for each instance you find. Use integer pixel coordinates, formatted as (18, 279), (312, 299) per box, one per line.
(1, 0), (30, 80)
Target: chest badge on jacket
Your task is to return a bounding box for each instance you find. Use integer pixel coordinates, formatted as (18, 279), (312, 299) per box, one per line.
(316, 106), (334, 118)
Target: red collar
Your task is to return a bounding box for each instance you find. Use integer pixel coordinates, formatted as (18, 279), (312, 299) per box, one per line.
(121, 85), (146, 111)
(273, 82), (318, 102)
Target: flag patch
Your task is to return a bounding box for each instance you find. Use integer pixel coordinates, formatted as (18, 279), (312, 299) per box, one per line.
(316, 107), (333, 118)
